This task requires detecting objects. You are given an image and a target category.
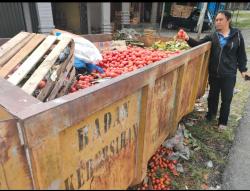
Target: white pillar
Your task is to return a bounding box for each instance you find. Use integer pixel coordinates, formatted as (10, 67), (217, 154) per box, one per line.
(100, 2), (112, 34)
(151, 2), (158, 24)
(36, 3), (55, 34)
(121, 2), (130, 27)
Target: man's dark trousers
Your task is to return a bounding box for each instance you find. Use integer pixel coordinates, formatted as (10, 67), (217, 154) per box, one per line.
(207, 75), (236, 125)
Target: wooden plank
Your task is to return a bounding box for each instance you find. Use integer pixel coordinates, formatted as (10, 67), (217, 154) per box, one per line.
(7, 35), (57, 86)
(55, 66), (75, 99)
(37, 43), (74, 102)
(46, 54), (74, 101)
(0, 32), (30, 57)
(0, 38), (10, 46)
(0, 32), (34, 67)
(21, 37), (72, 95)
(0, 34), (46, 78)
(36, 65), (60, 102)
(52, 41), (75, 81)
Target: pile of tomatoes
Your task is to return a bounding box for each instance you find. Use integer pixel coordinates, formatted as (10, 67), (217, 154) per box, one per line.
(98, 46), (180, 78)
(69, 74), (95, 93)
(69, 45), (182, 93)
(137, 146), (179, 190)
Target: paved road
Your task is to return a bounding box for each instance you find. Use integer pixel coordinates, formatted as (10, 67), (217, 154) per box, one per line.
(222, 97), (250, 190)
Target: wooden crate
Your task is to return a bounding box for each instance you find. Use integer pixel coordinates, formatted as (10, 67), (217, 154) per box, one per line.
(138, 35), (173, 47)
(170, 4), (193, 18)
(0, 32), (75, 102)
(0, 32), (211, 189)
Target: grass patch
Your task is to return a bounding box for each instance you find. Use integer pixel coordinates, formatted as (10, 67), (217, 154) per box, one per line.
(231, 10), (250, 29)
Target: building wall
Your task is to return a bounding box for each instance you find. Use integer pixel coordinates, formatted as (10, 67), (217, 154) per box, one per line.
(52, 3), (81, 34)
(89, 3), (102, 32)
(0, 3), (27, 38)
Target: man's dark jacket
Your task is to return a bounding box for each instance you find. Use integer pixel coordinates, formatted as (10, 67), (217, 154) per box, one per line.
(187, 27), (248, 77)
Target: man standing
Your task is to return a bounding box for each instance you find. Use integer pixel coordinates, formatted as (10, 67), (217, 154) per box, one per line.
(179, 10), (248, 131)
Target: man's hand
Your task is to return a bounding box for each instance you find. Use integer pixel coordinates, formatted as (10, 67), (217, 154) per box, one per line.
(176, 29), (189, 41)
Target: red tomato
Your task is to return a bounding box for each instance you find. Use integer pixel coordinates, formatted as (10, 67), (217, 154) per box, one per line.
(79, 75), (85, 80)
(38, 80), (46, 89)
(70, 87), (77, 93)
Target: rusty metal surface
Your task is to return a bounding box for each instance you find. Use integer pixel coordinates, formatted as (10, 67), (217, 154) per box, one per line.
(147, 70), (178, 157)
(0, 77), (40, 117)
(0, 119), (33, 189)
(11, 42), (211, 148)
(17, 42), (210, 119)
(197, 49), (210, 98)
(0, 37), (211, 189)
(26, 91), (141, 189)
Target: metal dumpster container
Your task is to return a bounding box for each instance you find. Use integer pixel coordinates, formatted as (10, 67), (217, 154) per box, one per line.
(0, 34), (211, 189)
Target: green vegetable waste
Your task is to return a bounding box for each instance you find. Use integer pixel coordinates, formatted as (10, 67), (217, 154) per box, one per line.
(152, 40), (190, 52)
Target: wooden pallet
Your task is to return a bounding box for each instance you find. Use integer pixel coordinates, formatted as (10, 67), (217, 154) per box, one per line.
(0, 32), (75, 102)
(0, 32), (32, 68)
(0, 34), (46, 78)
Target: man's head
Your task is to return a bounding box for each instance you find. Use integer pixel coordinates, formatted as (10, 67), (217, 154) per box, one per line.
(215, 10), (232, 31)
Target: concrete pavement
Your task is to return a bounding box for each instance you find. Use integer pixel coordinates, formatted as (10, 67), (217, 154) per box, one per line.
(222, 96), (250, 190)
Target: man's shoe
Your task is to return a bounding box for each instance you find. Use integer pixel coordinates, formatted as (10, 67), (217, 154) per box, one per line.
(218, 124), (227, 132)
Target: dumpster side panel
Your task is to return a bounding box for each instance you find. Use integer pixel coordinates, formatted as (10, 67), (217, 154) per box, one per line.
(133, 70), (179, 184)
(170, 64), (187, 137)
(197, 50), (210, 98)
(187, 54), (205, 114)
(146, 70), (178, 160)
(133, 43), (211, 185)
(0, 119), (33, 189)
(2, 40), (210, 189)
(178, 55), (202, 120)
(23, 91), (141, 189)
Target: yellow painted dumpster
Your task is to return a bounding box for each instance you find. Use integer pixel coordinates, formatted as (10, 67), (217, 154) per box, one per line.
(0, 33), (211, 189)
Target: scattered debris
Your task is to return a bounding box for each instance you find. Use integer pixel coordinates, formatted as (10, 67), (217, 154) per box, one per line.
(206, 160), (213, 168)
(209, 185), (221, 190)
(176, 163), (184, 173)
(234, 88), (240, 94)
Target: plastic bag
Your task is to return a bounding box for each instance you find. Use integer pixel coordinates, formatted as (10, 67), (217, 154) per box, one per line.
(162, 123), (185, 149)
(55, 31), (102, 65)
